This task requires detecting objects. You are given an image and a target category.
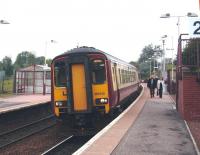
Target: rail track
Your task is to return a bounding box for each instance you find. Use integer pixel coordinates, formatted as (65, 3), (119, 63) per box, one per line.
(0, 88), (142, 154)
(41, 135), (74, 155)
(0, 114), (56, 149)
(41, 135), (92, 155)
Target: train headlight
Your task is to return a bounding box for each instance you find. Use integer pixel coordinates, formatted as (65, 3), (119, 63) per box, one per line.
(96, 98), (108, 104)
(100, 99), (105, 103)
(55, 101), (64, 107)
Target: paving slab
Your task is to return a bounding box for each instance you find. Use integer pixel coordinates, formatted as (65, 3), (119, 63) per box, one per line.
(111, 96), (196, 155)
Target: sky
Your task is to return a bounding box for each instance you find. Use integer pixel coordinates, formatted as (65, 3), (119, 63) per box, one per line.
(0, 0), (199, 63)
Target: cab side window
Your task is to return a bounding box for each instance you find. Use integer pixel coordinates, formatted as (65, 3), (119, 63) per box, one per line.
(91, 59), (106, 84)
(54, 61), (66, 87)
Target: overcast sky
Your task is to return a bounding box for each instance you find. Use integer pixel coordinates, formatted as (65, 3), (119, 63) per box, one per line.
(0, 0), (199, 63)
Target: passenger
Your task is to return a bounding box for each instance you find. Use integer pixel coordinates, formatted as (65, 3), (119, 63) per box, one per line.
(157, 77), (164, 98)
(147, 76), (156, 98)
(154, 76), (159, 96)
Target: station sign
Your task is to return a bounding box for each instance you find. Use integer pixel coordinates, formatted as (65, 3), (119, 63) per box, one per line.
(188, 18), (200, 38)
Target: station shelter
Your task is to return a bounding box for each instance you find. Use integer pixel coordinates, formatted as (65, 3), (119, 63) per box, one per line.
(15, 65), (51, 95)
(176, 35), (200, 120)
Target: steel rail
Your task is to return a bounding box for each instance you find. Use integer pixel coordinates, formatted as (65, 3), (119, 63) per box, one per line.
(41, 135), (74, 155)
(0, 114), (54, 137)
(0, 115), (56, 149)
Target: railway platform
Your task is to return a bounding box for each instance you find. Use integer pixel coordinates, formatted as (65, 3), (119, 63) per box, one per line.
(74, 84), (199, 155)
(0, 94), (50, 114)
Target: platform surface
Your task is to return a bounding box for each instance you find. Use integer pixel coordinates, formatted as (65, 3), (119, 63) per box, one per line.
(0, 94), (50, 114)
(75, 85), (197, 155)
(111, 96), (196, 155)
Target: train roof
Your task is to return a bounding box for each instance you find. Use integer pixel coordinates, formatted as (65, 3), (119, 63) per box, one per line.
(53, 46), (136, 69)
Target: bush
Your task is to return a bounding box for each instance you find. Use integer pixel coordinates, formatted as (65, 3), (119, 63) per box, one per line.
(0, 77), (13, 95)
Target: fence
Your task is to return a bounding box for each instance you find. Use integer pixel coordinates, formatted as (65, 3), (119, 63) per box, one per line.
(176, 34), (200, 120)
(0, 74), (13, 94)
(0, 71), (5, 81)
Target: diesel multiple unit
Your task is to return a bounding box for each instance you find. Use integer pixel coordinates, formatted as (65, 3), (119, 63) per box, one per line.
(51, 47), (140, 126)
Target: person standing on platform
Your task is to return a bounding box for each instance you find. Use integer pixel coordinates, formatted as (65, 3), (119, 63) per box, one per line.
(147, 76), (156, 98)
(154, 76), (159, 96)
(157, 77), (164, 98)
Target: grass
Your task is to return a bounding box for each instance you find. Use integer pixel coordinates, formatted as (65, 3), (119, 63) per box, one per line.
(0, 78), (14, 98)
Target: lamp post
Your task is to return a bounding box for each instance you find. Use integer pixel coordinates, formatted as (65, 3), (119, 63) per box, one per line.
(152, 53), (159, 75)
(153, 57), (155, 74)
(160, 12), (198, 80)
(161, 35), (167, 78)
(43, 40), (56, 95)
(166, 48), (174, 80)
(44, 40), (57, 66)
(166, 36), (174, 81)
(160, 12), (198, 39)
(148, 58), (152, 77)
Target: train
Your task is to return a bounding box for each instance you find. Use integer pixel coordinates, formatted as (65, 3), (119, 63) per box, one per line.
(51, 46), (140, 126)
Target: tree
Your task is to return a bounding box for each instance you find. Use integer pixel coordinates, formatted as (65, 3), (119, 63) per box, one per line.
(2, 56), (13, 77)
(130, 61), (139, 69)
(182, 38), (200, 66)
(14, 51), (36, 69)
(0, 61), (3, 70)
(35, 56), (45, 65)
(137, 44), (163, 79)
(138, 61), (152, 79)
(138, 44), (163, 63)
(46, 59), (52, 67)
(178, 38), (200, 74)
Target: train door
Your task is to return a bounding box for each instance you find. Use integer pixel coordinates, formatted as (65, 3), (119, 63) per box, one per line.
(71, 64), (87, 111)
(66, 55), (93, 114)
(114, 63), (120, 103)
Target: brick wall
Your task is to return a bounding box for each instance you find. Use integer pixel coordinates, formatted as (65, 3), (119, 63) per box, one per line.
(180, 75), (200, 120)
(177, 80), (184, 119)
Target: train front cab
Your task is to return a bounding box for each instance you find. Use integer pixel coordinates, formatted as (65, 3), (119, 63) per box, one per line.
(52, 54), (110, 124)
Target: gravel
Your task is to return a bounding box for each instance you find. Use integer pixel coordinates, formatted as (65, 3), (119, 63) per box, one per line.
(0, 103), (53, 134)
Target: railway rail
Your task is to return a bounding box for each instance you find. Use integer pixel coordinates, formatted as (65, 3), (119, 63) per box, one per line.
(0, 102), (52, 134)
(41, 135), (92, 155)
(41, 135), (74, 155)
(0, 114), (56, 149)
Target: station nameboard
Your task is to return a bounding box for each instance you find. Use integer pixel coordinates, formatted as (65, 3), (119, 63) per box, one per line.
(188, 18), (200, 38)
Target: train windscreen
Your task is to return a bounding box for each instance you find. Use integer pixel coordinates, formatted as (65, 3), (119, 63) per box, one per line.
(54, 61), (66, 87)
(91, 59), (106, 84)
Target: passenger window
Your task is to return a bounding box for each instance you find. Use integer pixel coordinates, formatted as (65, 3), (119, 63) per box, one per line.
(54, 61), (66, 87)
(91, 59), (106, 84)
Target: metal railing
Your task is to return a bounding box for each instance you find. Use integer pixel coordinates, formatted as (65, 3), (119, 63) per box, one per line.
(177, 34), (200, 81)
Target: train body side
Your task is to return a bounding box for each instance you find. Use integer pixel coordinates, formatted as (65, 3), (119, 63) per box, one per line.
(107, 58), (139, 109)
